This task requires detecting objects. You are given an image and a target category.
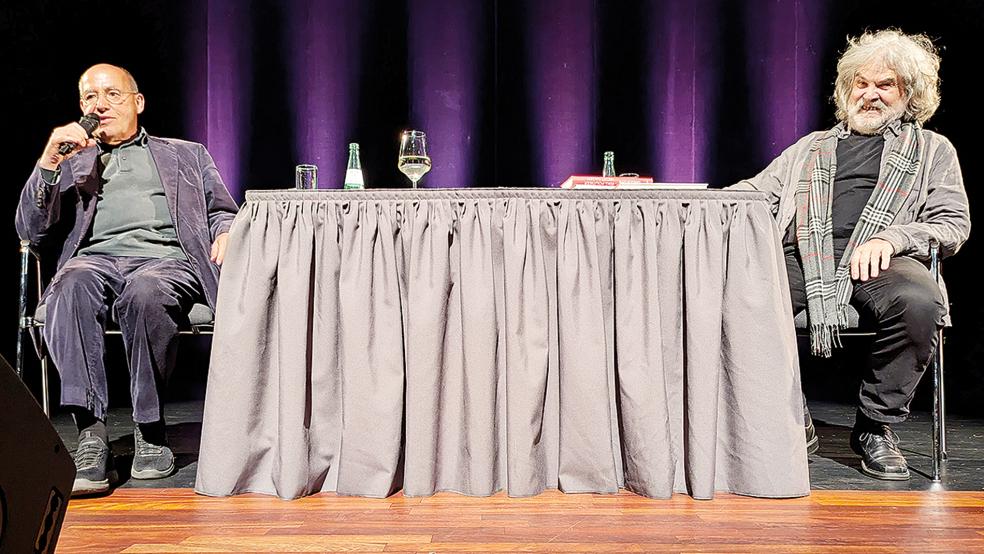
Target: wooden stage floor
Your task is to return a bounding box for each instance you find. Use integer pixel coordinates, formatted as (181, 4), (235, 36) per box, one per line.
(50, 398), (984, 551)
(59, 489), (984, 552)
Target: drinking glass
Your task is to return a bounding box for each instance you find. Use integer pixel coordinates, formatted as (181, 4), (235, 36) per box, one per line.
(295, 164), (318, 190)
(397, 130), (431, 188)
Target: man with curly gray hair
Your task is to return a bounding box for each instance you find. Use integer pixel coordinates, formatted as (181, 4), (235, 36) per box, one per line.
(732, 29), (970, 480)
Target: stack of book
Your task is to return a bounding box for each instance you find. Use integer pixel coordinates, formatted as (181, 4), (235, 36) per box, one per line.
(559, 175), (707, 190)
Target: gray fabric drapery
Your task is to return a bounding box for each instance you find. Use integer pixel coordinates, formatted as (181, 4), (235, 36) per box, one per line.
(195, 188), (809, 500)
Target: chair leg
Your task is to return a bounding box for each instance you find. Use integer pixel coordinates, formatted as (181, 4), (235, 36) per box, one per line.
(928, 240), (946, 478)
(41, 355), (50, 418)
(931, 329), (944, 482)
(938, 329), (947, 460)
(15, 328), (25, 380)
(17, 240), (30, 380)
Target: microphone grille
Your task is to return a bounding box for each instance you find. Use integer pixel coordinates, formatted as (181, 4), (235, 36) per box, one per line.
(80, 113), (101, 135)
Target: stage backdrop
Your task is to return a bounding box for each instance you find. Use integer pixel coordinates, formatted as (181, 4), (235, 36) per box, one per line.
(2, 0), (981, 415)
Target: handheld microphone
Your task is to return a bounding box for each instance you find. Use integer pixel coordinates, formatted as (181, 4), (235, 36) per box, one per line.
(57, 113), (101, 155)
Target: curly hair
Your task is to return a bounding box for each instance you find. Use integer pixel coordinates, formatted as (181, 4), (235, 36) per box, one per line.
(833, 29), (941, 126)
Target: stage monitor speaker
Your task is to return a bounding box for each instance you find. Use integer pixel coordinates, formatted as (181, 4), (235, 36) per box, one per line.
(0, 355), (75, 554)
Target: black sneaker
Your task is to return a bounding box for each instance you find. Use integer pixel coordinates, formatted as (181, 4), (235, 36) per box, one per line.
(72, 431), (115, 496)
(131, 424), (175, 480)
(851, 423), (909, 481)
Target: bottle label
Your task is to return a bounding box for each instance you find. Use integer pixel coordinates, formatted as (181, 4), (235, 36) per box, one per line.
(344, 169), (364, 189)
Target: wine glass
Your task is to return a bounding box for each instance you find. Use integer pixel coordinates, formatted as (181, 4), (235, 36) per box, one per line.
(398, 130), (431, 188)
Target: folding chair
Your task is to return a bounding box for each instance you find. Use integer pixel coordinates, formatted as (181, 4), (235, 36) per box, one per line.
(794, 241), (946, 482)
(15, 239), (214, 418)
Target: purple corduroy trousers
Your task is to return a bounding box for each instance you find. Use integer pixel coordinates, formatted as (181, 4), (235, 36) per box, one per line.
(41, 254), (204, 423)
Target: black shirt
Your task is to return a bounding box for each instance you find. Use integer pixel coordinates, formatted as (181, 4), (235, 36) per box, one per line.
(831, 134), (883, 259)
(784, 134), (883, 262)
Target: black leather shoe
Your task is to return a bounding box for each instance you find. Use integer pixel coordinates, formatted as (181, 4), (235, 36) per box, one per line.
(804, 408), (819, 455)
(851, 423), (910, 480)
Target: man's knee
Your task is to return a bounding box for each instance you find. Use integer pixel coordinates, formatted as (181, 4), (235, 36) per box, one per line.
(883, 260), (946, 327)
(115, 276), (181, 318)
(46, 264), (107, 308)
(894, 279), (945, 326)
(858, 260), (946, 350)
(116, 277), (177, 316)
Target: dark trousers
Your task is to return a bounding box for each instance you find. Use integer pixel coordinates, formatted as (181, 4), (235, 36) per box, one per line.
(785, 245), (945, 423)
(41, 255), (204, 423)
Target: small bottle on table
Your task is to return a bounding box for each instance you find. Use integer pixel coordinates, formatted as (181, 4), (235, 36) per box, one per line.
(344, 143), (365, 190)
(602, 151), (616, 177)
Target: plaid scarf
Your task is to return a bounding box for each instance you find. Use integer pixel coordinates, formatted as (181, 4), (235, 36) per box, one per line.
(795, 122), (923, 357)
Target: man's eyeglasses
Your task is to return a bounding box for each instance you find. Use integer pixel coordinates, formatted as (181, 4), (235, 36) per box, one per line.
(80, 89), (138, 106)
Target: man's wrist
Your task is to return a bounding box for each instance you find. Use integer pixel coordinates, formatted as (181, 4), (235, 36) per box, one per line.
(39, 166), (60, 186)
(35, 166), (60, 208)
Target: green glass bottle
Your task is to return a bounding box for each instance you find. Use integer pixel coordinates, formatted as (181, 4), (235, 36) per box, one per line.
(344, 143), (365, 190)
(602, 151), (616, 177)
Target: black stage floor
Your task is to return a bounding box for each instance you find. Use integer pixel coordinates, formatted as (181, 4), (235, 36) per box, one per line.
(49, 400), (984, 493)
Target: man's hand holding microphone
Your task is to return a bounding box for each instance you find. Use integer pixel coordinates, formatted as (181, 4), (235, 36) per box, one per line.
(39, 113), (100, 170)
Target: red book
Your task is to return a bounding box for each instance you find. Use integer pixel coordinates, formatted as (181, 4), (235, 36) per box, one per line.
(559, 175), (655, 189)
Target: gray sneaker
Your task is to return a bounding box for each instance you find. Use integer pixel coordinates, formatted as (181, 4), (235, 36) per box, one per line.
(72, 431), (115, 496)
(804, 406), (819, 455)
(131, 425), (176, 480)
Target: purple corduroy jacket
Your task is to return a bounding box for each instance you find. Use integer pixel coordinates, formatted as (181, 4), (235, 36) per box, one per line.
(15, 136), (239, 310)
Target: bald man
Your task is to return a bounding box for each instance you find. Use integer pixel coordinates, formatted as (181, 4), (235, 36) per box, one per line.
(16, 64), (239, 496)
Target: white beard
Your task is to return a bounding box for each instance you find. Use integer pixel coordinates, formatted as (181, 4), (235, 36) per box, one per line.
(847, 98), (905, 135)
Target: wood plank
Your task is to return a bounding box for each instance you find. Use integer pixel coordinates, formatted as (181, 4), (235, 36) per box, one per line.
(56, 489), (984, 553)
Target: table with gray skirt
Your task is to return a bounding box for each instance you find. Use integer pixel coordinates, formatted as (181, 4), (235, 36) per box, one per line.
(194, 188), (809, 500)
